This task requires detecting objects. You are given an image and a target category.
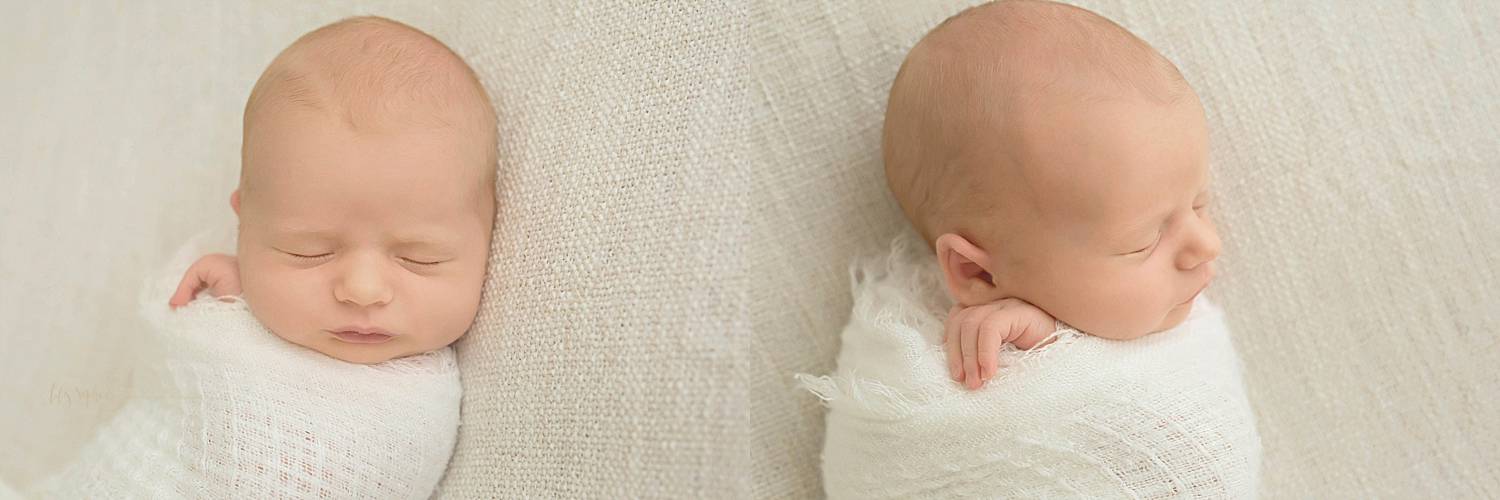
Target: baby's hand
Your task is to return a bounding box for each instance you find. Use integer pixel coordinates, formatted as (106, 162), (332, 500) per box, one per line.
(945, 298), (1058, 390)
(168, 254), (241, 309)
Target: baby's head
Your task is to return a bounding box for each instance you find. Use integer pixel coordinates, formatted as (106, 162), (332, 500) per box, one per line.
(233, 17), (497, 364)
(884, 1), (1220, 340)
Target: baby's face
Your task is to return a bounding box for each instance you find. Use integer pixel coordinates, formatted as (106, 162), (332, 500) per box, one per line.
(982, 96), (1219, 340)
(235, 108), (493, 364)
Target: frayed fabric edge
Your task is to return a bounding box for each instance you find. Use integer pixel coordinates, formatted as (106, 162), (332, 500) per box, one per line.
(795, 370), (926, 418)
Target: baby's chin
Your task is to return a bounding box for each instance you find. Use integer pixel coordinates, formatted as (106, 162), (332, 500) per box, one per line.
(319, 346), (401, 365)
(1080, 301), (1194, 340)
(1150, 300), (1196, 334)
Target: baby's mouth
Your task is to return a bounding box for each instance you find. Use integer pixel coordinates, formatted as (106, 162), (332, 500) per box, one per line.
(1179, 281), (1210, 306)
(329, 328), (395, 344)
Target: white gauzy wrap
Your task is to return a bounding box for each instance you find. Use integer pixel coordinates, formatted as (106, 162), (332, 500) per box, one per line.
(799, 236), (1261, 499)
(25, 233), (462, 499)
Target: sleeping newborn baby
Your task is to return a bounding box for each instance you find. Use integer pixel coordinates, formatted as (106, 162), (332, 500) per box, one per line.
(29, 16), (495, 499)
(170, 15), (496, 365)
(803, 1), (1260, 498)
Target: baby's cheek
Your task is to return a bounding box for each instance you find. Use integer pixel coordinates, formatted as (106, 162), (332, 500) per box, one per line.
(242, 265), (322, 343)
(1079, 275), (1163, 339)
(425, 273), (484, 346)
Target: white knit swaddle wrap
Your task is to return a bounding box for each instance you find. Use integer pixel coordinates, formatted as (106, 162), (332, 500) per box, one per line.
(26, 233), (462, 499)
(799, 235), (1261, 499)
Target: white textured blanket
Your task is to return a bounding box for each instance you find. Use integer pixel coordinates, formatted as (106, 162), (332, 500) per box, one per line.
(800, 237), (1261, 499)
(25, 235), (462, 499)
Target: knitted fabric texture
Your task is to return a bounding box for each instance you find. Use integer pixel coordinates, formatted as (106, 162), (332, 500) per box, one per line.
(799, 235), (1261, 499)
(26, 234), (461, 499)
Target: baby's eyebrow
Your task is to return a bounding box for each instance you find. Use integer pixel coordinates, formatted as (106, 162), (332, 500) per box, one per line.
(264, 225), (460, 249)
(268, 224), (338, 238)
(1114, 207), (1171, 238)
(392, 232), (463, 249)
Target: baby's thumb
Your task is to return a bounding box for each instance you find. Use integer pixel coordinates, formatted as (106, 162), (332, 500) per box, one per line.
(168, 278), (202, 309)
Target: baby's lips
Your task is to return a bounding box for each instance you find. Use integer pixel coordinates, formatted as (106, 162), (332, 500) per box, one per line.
(329, 328), (396, 344)
(1180, 280), (1210, 306)
(330, 325), (395, 336)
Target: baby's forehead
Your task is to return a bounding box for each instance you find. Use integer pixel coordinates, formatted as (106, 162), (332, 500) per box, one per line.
(239, 112), (495, 229)
(250, 109), (489, 177)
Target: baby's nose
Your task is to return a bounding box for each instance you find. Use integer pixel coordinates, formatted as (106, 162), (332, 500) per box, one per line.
(1177, 219), (1221, 270)
(334, 255), (394, 306)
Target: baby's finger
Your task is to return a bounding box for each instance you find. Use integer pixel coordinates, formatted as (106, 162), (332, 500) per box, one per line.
(945, 305), (966, 381)
(976, 313), (1005, 383)
(168, 270), (205, 309)
(960, 309), (982, 390)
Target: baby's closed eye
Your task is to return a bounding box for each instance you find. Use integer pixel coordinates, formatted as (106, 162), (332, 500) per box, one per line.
(1121, 233), (1161, 256)
(282, 250), (333, 262)
(399, 257), (448, 266)
(277, 249), (450, 268)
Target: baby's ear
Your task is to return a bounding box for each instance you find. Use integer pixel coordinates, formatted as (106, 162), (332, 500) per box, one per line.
(230, 190), (240, 216)
(935, 233), (1003, 306)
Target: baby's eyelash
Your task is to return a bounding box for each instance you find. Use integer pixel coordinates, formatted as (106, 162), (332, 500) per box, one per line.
(401, 258), (445, 266)
(280, 250), (445, 266)
(1127, 234), (1162, 255)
